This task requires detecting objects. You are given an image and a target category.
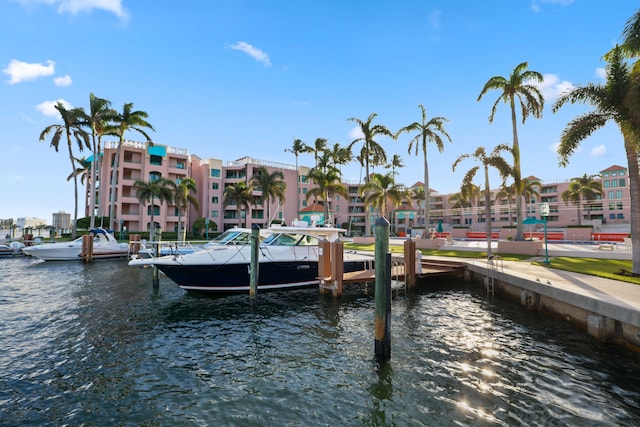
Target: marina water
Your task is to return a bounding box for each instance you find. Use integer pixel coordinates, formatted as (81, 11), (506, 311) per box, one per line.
(1, 256), (639, 426)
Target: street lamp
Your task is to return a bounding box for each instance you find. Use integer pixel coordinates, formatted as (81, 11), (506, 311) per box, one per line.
(540, 202), (550, 264)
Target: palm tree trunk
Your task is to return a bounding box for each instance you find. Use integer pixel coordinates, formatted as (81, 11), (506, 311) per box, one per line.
(624, 134), (640, 274)
(484, 166), (492, 256)
(66, 134), (78, 240)
(423, 149), (429, 234)
(510, 97), (525, 240)
(108, 140), (122, 231)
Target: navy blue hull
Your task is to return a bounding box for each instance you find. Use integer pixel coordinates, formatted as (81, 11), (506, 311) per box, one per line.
(157, 260), (368, 293)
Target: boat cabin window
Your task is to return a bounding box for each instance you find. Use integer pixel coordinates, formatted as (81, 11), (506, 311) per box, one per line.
(265, 233), (303, 246)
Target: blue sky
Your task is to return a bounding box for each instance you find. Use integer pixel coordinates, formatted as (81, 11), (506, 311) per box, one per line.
(0, 0), (636, 222)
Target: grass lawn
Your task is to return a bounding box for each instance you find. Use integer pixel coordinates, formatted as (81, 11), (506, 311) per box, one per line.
(532, 257), (640, 285)
(345, 242), (640, 286)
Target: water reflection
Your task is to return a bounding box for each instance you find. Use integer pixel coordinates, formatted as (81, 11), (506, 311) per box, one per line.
(1, 259), (639, 426)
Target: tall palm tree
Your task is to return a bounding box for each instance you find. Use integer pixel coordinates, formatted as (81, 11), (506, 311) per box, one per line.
(284, 138), (306, 212)
(85, 93), (116, 228)
(108, 103), (154, 231)
(223, 182), (255, 228)
(133, 178), (174, 242)
(452, 145), (512, 256)
(561, 174), (604, 226)
(494, 182), (516, 225)
(385, 153), (404, 185)
(39, 102), (90, 239)
(328, 142), (353, 177)
(478, 62), (544, 241)
(171, 178), (199, 243)
(397, 104), (452, 231)
(251, 166), (286, 227)
(553, 45), (640, 273)
(306, 167), (348, 225)
(359, 172), (404, 219)
(348, 113), (395, 183)
(304, 137), (328, 169)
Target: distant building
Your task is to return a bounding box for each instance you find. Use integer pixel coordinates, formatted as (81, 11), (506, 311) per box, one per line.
(52, 211), (71, 230)
(17, 217), (46, 230)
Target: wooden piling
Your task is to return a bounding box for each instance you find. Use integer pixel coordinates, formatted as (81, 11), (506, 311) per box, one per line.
(331, 241), (344, 298)
(81, 234), (93, 262)
(318, 240), (332, 295)
(404, 239), (416, 288)
(374, 217), (391, 362)
(129, 234), (141, 256)
(249, 224), (260, 306)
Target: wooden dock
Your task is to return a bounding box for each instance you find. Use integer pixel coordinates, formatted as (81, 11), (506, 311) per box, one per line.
(317, 239), (465, 297)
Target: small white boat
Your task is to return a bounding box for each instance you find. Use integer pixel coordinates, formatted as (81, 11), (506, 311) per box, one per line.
(129, 221), (373, 293)
(21, 228), (129, 261)
(0, 242), (24, 257)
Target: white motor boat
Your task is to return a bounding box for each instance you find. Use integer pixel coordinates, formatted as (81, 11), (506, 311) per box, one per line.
(22, 228), (129, 261)
(128, 221), (373, 293)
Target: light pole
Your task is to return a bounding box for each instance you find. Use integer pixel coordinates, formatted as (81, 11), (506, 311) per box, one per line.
(540, 202), (550, 264)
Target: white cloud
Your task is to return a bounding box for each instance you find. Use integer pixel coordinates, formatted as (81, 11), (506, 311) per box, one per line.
(37, 99), (72, 116)
(427, 10), (442, 31)
(595, 67), (607, 79)
(531, 0), (574, 12)
(3, 59), (55, 84)
(535, 73), (574, 103)
(349, 127), (364, 140)
(590, 144), (607, 158)
(229, 41), (271, 66)
(16, 0), (128, 19)
(53, 74), (72, 86)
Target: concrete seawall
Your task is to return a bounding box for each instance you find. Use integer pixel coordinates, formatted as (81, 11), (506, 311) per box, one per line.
(463, 259), (640, 352)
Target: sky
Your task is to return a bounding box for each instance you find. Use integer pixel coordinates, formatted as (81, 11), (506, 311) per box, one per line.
(0, 0), (637, 222)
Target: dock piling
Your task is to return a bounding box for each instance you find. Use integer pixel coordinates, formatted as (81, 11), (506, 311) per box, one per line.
(374, 217), (391, 362)
(249, 224), (260, 306)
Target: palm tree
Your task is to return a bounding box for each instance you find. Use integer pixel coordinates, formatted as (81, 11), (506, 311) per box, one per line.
(306, 167), (348, 225)
(478, 62), (544, 241)
(448, 190), (472, 226)
(85, 93), (116, 228)
(385, 153), (404, 185)
(452, 145), (512, 256)
(133, 178), (174, 242)
(108, 102), (154, 231)
(284, 138), (306, 212)
(553, 45), (640, 273)
(171, 178), (199, 243)
(328, 142), (353, 177)
(305, 137), (328, 169)
(494, 182), (516, 225)
(223, 182), (255, 228)
(359, 172), (404, 219)
(561, 174), (604, 226)
(397, 104), (452, 232)
(39, 102), (90, 239)
(522, 177), (542, 217)
(251, 166), (286, 227)
(348, 113), (395, 182)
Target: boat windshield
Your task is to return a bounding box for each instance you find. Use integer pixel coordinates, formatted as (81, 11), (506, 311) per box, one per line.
(263, 232), (319, 246)
(209, 229), (251, 245)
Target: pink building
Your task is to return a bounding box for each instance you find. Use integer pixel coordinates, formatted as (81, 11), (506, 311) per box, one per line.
(91, 142), (630, 237)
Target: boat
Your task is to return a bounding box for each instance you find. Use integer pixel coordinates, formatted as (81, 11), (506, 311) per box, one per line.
(21, 228), (130, 261)
(0, 242), (25, 257)
(128, 221), (373, 293)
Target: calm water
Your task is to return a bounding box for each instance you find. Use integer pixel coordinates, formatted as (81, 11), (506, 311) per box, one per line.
(1, 256), (639, 427)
